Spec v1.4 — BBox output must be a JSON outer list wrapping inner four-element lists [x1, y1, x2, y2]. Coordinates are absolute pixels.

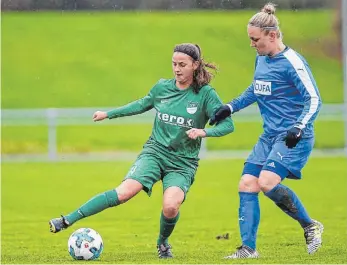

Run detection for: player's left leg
[[49, 179, 143, 233], [49, 152, 161, 233], [156, 168, 195, 258], [259, 136, 323, 254], [225, 134, 271, 259], [156, 186, 183, 259]]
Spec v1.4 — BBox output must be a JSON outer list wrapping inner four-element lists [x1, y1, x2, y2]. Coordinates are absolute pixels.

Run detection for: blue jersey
[[228, 46, 322, 138]]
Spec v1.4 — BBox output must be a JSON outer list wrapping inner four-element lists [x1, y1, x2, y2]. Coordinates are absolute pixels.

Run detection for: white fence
[[1, 104, 346, 162]]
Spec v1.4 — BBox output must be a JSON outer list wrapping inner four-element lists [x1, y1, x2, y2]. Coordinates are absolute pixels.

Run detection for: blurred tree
[[0, 0, 336, 11], [1, 0, 33, 10], [62, 0, 77, 10], [31, 0, 64, 10], [195, 0, 241, 9]]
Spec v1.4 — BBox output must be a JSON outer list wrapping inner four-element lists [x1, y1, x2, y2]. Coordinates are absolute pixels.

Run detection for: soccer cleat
[[49, 215, 69, 233], [304, 219, 324, 254], [224, 245, 259, 259], [157, 244, 173, 259]]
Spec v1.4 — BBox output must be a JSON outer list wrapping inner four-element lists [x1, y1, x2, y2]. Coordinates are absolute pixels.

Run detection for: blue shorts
[[242, 133, 314, 180]]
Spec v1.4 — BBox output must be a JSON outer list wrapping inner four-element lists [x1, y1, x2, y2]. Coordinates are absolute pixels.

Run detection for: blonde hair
[[248, 2, 282, 38]]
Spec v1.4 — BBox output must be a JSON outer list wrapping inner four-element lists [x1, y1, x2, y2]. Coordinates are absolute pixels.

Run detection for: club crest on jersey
[[186, 102, 199, 114], [254, 80, 272, 95]]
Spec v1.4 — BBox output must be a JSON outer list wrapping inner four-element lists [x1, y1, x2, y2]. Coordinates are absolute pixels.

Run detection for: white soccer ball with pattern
[[68, 228, 104, 260]]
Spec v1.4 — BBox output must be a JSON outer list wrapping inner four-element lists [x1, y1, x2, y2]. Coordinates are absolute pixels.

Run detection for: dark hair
[[173, 43, 218, 93]]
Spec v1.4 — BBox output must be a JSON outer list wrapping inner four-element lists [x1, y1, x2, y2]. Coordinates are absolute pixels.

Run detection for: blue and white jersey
[[229, 46, 322, 138]]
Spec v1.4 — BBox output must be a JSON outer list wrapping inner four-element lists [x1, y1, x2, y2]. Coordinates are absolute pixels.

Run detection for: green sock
[[64, 189, 119, 225], [157, 211, 180, 245]]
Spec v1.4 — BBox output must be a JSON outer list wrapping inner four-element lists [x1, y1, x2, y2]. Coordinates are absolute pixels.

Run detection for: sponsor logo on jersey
[[254, 80, 272, 95], [157, 111, 194, 128], [186, 101, 199, 114]]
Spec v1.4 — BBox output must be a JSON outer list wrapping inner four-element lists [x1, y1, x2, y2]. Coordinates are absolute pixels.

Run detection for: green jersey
[[107, 78, 234, 160]]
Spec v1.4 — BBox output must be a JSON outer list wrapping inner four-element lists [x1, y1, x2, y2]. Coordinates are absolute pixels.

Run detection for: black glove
[[284, 127, 302, 148], [209, 105, 231, 126]]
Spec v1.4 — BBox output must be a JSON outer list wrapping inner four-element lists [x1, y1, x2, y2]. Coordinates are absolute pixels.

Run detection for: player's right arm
[[93, 83, 157, 122], [227, 83, 257, 113], [209, 84, 256, 125], [209, 57, 258, 125], [226, 55, 259, 113], [106, 92, 155, 119]]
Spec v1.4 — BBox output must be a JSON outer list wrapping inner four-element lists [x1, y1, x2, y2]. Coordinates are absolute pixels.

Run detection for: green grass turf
[[1, 120, 344, 154], [1, 10, 343, 110], [1, 158, 346, 263]]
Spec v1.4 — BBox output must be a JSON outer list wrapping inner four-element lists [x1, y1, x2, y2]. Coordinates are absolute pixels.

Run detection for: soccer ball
[[68, 228, 104, 260]]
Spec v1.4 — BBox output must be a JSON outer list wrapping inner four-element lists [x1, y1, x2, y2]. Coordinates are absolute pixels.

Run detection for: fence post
[[46, 108, 57, 161]]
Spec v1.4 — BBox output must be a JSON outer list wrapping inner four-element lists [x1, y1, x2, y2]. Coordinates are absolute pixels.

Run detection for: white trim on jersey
[[283, 49, 319, 129], [227, 103, 233, 113]]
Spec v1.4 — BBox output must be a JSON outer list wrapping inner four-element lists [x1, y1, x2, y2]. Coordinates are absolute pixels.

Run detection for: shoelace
[[158, 244, 171, 252], [157, 244, 172, 257], [304, 225, 319, 244], [232, 246, 252, 258]]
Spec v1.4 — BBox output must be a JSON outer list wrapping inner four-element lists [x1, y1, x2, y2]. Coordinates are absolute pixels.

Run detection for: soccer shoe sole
[[49, 220, 57, 233], [308, 220, 324, 255]]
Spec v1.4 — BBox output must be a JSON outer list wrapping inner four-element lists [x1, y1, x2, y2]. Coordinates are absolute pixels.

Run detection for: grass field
[[1, 158, 347, 263], [1, 10, 343, 110], [1, 10, 346, 264], [1, 120, 345, 154]]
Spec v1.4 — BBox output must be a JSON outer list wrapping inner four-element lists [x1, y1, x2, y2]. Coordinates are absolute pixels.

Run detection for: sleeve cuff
[[204, 128, 212, 137], [294, 123, 304, 130], [227, 103, 233, 113], [106, 110, 114, 119]]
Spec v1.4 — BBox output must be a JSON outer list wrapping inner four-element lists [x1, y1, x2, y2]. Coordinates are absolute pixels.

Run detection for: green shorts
[[124, 147, 198, 199]]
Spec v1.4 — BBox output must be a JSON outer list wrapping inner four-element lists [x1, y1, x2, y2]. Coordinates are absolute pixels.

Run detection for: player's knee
[[114, 188, 130, 204], [258, 171, 281, 193], [162, 203, 179, 219], [115, 179, 143, 203], [162, 186, 184, 217], [239, 174, 261, 193]]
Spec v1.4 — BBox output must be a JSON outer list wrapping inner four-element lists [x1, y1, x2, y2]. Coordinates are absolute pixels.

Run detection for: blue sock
[[239, 192, 260, 250], [264, 184, 312, 228]]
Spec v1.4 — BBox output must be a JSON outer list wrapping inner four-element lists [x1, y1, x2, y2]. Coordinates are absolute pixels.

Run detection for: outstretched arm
[[209, 84, 256, 125], [209, 56, 259, 125], [227, 83, 257, 113], [93, 85, 157, 122], [204, 89, 235, 137], [106, 94, 154, 119]]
